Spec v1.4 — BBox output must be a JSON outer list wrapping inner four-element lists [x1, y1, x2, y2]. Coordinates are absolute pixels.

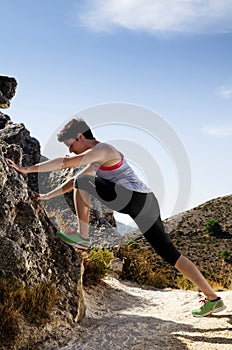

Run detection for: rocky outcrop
[[0, 75, 17, 108], [0, 76, 121, 348], [0, 142, 86, 348], [0, 105, 122, 348]]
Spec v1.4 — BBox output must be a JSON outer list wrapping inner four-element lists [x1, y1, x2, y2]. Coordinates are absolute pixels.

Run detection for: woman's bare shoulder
[[94, 142, 119, 153], [93, 142, 122, 162]]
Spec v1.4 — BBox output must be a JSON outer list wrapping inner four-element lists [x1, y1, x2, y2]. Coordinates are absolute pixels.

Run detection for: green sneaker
[[56, 230, 90, 251], [192, 297, 226, 317]]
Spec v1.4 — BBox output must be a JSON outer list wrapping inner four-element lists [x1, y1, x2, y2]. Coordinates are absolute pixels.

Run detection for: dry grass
[[176, 275, 196, 291], [23, 282, 59, 323], [117, 242, 170, 289], [0, 278, 59, 348]]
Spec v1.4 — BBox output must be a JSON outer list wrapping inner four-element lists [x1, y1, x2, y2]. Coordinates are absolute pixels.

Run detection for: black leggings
[[74, 174, 181, 266]]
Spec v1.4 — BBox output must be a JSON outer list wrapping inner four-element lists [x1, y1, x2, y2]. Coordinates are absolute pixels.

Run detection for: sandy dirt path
[[50, 277, 232, 350]]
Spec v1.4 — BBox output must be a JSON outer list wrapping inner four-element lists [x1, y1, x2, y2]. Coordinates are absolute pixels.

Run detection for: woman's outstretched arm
[[6, 157, 70, 174], [36, 164, 94, 200], [6, 146, 104, 174], [36, 177, 75, 200]]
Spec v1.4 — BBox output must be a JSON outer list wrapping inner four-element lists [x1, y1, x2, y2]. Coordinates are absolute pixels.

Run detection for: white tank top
[[92, 149, 150, 193]]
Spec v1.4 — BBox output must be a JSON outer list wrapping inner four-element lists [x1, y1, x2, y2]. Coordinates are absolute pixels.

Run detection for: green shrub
[[205, 219, 222, 236], [220, 250, 229, 260], [83, 247, 114, 286]]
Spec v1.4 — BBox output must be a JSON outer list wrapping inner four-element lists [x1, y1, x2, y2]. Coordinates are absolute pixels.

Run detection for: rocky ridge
[[0, 139, 86, 349], [0, 76, 119, 349]]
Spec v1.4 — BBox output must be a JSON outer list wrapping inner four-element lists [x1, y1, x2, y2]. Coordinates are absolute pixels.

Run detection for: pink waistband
[[99, 158, 123, 171]]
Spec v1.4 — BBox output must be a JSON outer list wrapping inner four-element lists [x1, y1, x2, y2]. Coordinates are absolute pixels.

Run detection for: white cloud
[[216, 85, 232, 99], [201, 125, 232, 137], [77, 0, 232, 34]]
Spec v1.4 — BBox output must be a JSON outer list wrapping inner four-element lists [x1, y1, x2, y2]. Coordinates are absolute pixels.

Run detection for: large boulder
[[0, 142, 86, 348]]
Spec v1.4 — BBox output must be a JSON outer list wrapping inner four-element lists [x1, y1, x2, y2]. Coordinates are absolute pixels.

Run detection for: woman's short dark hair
[[57, 118, 95, 142]]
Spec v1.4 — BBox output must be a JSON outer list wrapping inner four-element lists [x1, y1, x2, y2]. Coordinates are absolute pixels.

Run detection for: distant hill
[[164, 194, 232, 235], [117, 194, 232, 290], [116, 221, 138, 235]]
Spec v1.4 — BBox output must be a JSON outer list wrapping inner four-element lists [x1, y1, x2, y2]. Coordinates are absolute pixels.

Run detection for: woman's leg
[[132, 194, 219, 301], [73, 188, 90, 239], [74, 175, 220, 303], [174, 255, 217, 300], [73, 175, 119, 238], [175, 256, 225, 316]]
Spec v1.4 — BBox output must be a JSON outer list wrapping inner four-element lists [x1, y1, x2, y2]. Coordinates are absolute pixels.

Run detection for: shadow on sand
[[50, 281, 232, 350]]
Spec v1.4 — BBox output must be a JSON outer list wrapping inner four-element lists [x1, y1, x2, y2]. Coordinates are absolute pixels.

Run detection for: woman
[[7, 118, 226, 317]]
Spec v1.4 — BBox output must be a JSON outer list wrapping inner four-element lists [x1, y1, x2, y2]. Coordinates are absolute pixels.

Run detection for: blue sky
[[1, 0, 232, 221]]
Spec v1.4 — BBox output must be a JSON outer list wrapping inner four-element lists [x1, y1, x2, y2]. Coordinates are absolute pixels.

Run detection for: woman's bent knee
[[74, 174, 93, 189]]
